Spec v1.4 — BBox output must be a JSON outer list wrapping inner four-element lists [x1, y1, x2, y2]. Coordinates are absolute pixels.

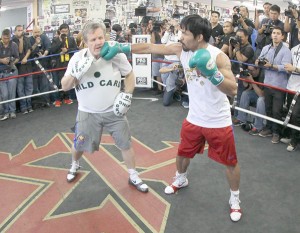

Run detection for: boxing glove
[[71, 55, 93, 81], [189, 49, 224, 86], [100, 41, 131, 61], [113, 92, 132, 116]]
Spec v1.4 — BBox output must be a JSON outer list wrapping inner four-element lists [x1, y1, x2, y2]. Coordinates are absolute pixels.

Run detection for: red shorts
[[178, 119, 238, 166]]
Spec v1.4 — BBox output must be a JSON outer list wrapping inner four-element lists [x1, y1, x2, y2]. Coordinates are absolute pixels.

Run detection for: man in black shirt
[[234, 6, 255, 45], [210, 11, 224, 43], [284, 9, 300, 49], [215, 21, 235, 55]]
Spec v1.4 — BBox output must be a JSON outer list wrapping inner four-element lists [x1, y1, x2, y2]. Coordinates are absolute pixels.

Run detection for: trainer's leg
[[226, 163, 242, 222], [122, 147, 148, 193], [67, 145, 84, 182], [121, 147, 135, 169]]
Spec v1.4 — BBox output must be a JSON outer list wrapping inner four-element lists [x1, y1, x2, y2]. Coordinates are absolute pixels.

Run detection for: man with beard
[[100, 15, 242, 222]]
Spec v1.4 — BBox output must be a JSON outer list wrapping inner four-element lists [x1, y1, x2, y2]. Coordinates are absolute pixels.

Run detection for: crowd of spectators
[[0, 2, 299, 152]]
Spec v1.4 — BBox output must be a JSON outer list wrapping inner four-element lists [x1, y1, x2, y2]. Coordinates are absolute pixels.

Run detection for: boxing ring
[[0, 52, 300, 233]]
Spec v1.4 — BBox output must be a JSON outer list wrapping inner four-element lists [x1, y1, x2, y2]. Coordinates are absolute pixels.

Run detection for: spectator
[[215, 21, 235, 55], [234, 66, 266, 136], [0, 29, 19, 121], [103, 19, 117, 41], [29, 26, 52, 108], [229, 28, 254, 121], [12, 25, 33, 114], [210, 11, 224, 43], [256, 26, 292, 143], [51, 23, 78, 107], [283, 29, 300, 151], [112, 24, 126, 43], [140, 0, 162, 24], [254, 2, 272, 30], [256, 5, 284, 58], [159, 62, 185, 106], [284, 9, 300, 49]]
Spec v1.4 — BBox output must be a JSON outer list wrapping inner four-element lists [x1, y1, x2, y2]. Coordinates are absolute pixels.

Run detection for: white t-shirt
[[287, 44, 300, 92], [65, 48, 132, 113], [180, 44, 232, 128]]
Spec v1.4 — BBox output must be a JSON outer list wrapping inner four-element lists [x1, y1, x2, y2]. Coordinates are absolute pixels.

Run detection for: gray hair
[[82, 22, 106, 42]]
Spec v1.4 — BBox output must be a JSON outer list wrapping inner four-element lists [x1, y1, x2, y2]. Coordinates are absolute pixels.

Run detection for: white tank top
[[180, 44, 232, 128], [65, 49, 132, 113]]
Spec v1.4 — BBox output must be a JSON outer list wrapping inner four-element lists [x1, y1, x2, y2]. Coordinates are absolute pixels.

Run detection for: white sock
[[230, 189, 240, 200], [70, 160, 79, 173]]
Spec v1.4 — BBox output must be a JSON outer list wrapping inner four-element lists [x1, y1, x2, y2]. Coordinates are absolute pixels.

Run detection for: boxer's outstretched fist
[[100, 41, 131, 61], [189, 48, 224, 86]]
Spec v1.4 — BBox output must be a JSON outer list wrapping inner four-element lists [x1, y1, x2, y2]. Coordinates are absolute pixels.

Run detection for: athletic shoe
[[248, 127, 261, 136], [173, 92, 182, 102], [54, 100, 62, 107], [10, 113, 16, 119], [128, 171, 148, 193], [66, 161, 80, 182], [229, 195, 242, 222], [22, 110, 28, 114], [280, 138, 291, 144], [0, 114, 9, 121], [64, 99, 73, 105], [287, 143, 297, 152], [271, 133, 280, 144], [164, 171, 188, 194], [232, 119, 243, 127], [259, 128, 272, 137], [28, 108, 34, 113], [182, 101, 189, 109]]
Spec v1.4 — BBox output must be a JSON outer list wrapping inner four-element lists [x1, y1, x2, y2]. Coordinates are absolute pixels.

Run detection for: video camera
[[229, 35, 241, 46], [169, 25, 175, 34], [284, 1, 300, 19], [258, 58, 268, 66], [232, 7, 241, 27]]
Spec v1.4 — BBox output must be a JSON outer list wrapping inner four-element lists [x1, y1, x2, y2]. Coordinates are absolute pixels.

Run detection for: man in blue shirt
[[256, 26, 292, 143]]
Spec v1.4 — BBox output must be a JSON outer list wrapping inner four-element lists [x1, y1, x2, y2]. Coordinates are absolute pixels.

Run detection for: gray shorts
[[74, 110, 131, 153]]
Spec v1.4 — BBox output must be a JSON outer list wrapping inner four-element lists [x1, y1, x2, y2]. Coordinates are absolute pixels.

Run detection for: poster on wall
[[132, 35, 152, 88]]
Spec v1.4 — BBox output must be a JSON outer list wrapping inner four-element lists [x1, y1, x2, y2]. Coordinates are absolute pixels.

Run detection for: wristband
[[208, 70, 225, 86]]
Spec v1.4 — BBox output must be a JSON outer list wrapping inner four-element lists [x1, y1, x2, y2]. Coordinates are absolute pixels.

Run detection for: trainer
[[61, 22, 148, 193]]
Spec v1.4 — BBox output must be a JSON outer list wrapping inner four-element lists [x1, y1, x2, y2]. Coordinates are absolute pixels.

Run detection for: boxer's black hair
[[180, 14, 211, 42]]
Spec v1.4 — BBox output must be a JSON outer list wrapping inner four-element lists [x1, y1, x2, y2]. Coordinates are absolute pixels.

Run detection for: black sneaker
[[259, 128, 272, 137], [287, 143, 297, 152]]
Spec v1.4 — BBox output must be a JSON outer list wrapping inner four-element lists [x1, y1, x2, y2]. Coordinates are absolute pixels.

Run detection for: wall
[[0, 8, 27, 31]]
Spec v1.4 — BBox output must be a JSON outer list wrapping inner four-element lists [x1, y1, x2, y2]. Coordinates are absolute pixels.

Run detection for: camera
[[263, 21, 275, 35], [8, 56, 16, 72], [284, 1, 300, 19], [240, 69, 250, 77], [152, 21, 163, 32], [229, 36, 241, 46], [104, 22, 110, 28], [258, 58, 268, 66]]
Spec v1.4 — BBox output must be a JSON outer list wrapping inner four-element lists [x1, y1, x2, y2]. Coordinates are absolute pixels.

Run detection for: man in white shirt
[[61, 22, 148, 193]]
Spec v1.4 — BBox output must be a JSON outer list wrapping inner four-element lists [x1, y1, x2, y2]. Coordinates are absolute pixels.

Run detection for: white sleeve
[[64, 52, 81, 76], [112, 53, 132, 76]]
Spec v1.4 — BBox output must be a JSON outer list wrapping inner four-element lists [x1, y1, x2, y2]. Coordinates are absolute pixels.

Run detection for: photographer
[[29, 26, 51, 107], [12, 25, 33, 114], [51, 23, 78, 107], [284, 6, 300, 49], [159, 62, 185, 106], [256, 5, 284, 58], [0, 29, 19, 121], [282, 29, 300, 151], [232, 6, 255, 45], [139, 0, 162, 24], [215, 21, 235, 55], [256, 26, 292, 143], [112, 24, 126, 43], [103, 19, 117, 41], [229, 29, 254, 120], [254, 2, 272, 30], [234, 66, 266, 136]]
